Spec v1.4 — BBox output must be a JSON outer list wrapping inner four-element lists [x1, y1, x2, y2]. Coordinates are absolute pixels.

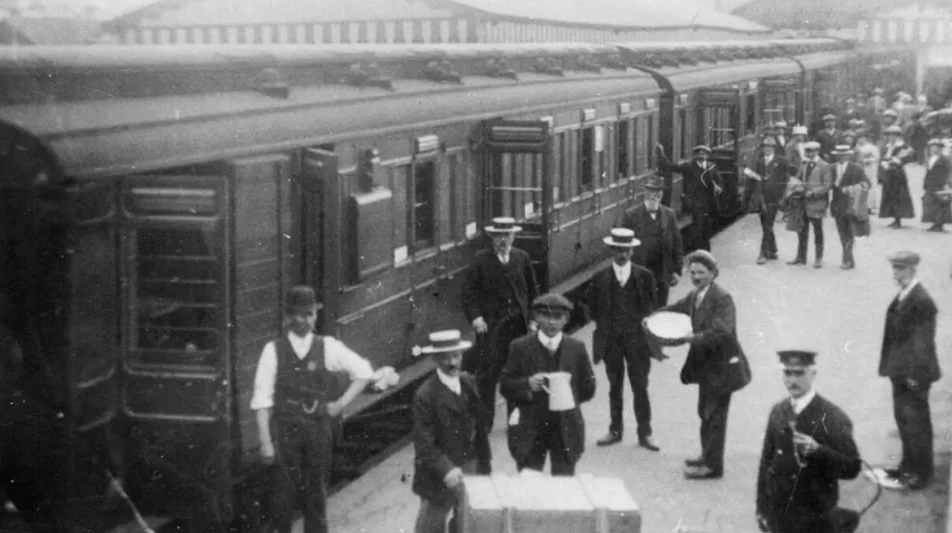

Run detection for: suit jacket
[[585, 264, 657, 364], [816, 129, 844, 162], [461, 247, 539, 326], [880, 283, 941, 383], [924, 155, 952, 194], [756, 395, 861, 524], [411, 373, 491, 504], [660, 159, 723, 217], [618, 203, 684, 282], [662, 282, 749, 393], [743, 154, 791, 209], [795, 158, 831, 219], [826, 161, 870, 219], [500, 334, 596, 465]]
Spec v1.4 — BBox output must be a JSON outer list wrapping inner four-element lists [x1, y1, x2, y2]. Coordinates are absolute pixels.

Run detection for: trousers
[[697, 384, 732, 472], [759, 204, 780, 258], [476, 315, 527, 432], [795, 217, 824, 260], [519, 417, 575, 476], [892, 379, 934, 481], [414, 460, 477, 533], [834, 215, 854, 264], [605, 336, 651, 438], [272, 416, 333, 533]]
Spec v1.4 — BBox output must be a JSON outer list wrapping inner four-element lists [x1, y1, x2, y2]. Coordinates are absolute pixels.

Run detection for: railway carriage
[[0, 38, 869, 531]]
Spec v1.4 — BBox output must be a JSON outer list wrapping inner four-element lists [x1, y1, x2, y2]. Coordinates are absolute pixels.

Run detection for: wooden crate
[[460, 474, 641, 533]]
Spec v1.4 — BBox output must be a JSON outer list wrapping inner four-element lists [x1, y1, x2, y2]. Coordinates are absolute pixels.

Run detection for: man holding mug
[[501, 294, 596, 475]]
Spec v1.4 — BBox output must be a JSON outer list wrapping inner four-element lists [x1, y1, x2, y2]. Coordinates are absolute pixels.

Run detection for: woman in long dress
[[878, 125, 917, 227], [922, 138, 952, 232], [855, 130, 881, 214]]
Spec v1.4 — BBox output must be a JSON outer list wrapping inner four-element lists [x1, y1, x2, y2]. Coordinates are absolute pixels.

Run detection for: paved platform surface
[[327, 164, 952, 533]]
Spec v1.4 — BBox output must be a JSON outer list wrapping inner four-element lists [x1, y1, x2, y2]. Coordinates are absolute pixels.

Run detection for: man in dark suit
[[461, 217, 539, 431], [826, 145, 871, 270], [756, 351, 862, 533], [879, 251, 941, 491], [619, 175, 683, 306], [657, 143, 724, 253], [501, 294, 596, 475], [586, 228, 661, 450], [743, 137, 791, 265], [411, 330, 491, 533], [816, 114, 844, 162]]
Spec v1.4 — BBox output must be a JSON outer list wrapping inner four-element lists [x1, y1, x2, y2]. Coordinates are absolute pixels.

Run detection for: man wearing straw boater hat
[[743, 136, 791, 265], [756, 350, 861, 533], [411, 330, 491, 533], [619, 175, 684, 306], [461, 217, 539, 432], [817, 113, 844, 162], [827, 144, 870, 270], [586, 228, 662, 450], [251, 285, 374, 533], [657, 143, 724, 252], [501, 293, 596, 475]]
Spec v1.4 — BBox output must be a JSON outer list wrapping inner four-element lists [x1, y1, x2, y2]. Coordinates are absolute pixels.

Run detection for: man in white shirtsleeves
[[251, 285, 374, 533]]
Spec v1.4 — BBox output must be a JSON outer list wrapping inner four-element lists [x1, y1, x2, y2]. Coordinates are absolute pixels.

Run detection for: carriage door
[[120, 176, 234, 522], [763, 79, 792, 126], [698, 88, 743, 217], [483, 119, 551, 291]]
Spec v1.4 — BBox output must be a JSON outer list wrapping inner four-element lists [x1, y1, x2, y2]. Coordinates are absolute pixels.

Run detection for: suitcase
[[460, 474, 641, 533]]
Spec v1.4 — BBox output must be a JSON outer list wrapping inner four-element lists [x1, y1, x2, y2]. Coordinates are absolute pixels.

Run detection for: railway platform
[[327, 164, 952, 533]]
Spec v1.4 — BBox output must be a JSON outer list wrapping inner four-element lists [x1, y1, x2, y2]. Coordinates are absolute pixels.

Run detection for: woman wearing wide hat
[[878, 125, 917, 228]]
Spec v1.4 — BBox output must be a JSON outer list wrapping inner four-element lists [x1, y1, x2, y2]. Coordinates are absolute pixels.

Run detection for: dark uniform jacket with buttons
[[461, 247, 539, 327], [500, 334, 596, 466], [756, 394, 861, 528], [411, 373, 491, 505]]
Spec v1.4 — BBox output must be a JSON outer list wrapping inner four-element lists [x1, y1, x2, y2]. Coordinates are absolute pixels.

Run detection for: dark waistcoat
[[608, 276, 641, 339], [274, 335, 333, 422]]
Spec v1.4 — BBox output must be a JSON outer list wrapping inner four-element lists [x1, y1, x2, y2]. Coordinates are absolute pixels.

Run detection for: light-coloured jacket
[[795, 157, 831, 219]]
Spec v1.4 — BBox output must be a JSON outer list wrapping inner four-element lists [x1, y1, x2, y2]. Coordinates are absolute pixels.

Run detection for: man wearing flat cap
[[411, 330, 491, 533], [252, 286, 374, 533], [879, 252, 941, 490], [878, 125, 916, 228], [501, 293, 596, 475], [826, 144, 870, 269], [788, 141, 830, 268], [586, 228, 661, 450], [817, 114, 844, 163], [756, 350, 861, 533], [618, 175, 684, 306], [743, 137, 791, 264], [657, 143, 724, 252], [461, 216, 540, 432]]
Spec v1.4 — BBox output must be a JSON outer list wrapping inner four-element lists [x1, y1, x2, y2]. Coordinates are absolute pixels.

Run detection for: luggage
[[460, 474, 641, 533]]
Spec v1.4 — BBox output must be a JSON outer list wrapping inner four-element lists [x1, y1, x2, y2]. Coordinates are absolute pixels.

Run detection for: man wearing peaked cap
[[411, 330, 491, 533], [251, 286, 375, 533], [744, 135, 791, 264], [461, 216, 539, 432], [501, 293, 596, 475], [826, 143, 870, 270], [756, 350, 861, 533], [879, 251, 941, 490], [657, 141, 723, 253], [618, 175, 684, 306], [817, 113, 844, 162], [586, 228, 663, 450]]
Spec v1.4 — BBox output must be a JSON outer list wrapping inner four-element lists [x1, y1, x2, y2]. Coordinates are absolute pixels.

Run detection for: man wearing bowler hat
[[817, 114, 844, 162], [411, 330, 491, 533], [743, 137, 791, 264], [756, 350, 861, 533], [879, 251, 941, 490], [251, 285, 374, 533], [619, 175, 683, 306], [657, 143, 724, 252], [501, 294, 596, 475], [586, 228, 662, 450], [461, 217, 539, 432], [826, 144, 870, 270]]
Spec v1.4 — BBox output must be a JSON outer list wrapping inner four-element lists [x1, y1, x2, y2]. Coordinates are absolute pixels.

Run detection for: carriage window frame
[[579, 126, 595, 192], [408, 158, 438, 252], [616, 118, 631, 179], [647, 114, 656, 168]]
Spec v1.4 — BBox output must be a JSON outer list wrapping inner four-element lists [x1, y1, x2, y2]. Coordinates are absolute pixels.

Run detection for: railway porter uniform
[[411, 330, 491, 533], [586, 228, 661, 450], [756, 351, 861, 533], [618, 175, 684, 306], [658, 144, 724, 252], [251, 286, 374, 533], [501, 294, 596, 475], [461, 217, 539, 432]]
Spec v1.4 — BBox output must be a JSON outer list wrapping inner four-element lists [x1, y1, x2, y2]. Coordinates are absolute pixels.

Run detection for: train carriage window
[[631, 117, 641, 175], [616, 120, 630, 179], [580, 127, 594, 191], [412, 161, 436, 248], [745, 93, 756, 134], [678, 109, 687, 159], [647, 115, 655, 168], [133, 225, 222, 365]]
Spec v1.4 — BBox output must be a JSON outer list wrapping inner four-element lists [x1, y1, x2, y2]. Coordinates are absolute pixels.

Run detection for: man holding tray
[[586, 228, 661, 450]]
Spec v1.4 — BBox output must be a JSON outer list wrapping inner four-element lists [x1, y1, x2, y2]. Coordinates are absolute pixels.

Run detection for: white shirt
[[613, 261, 631, 287], [928, 155, 939, 170], [897, 279, 919, 303], [836, 162, 848, 185], [694, 285, 710, 309], [538, 331, 563, 352], [250, 332, 375, 410], [777, 135, 785, 147], [497, 252, 510, 265], [764, 155, 774, 167], [645, 201, 660, 219], [436, 368, 461, 395], [791, 388, 817, 415]]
